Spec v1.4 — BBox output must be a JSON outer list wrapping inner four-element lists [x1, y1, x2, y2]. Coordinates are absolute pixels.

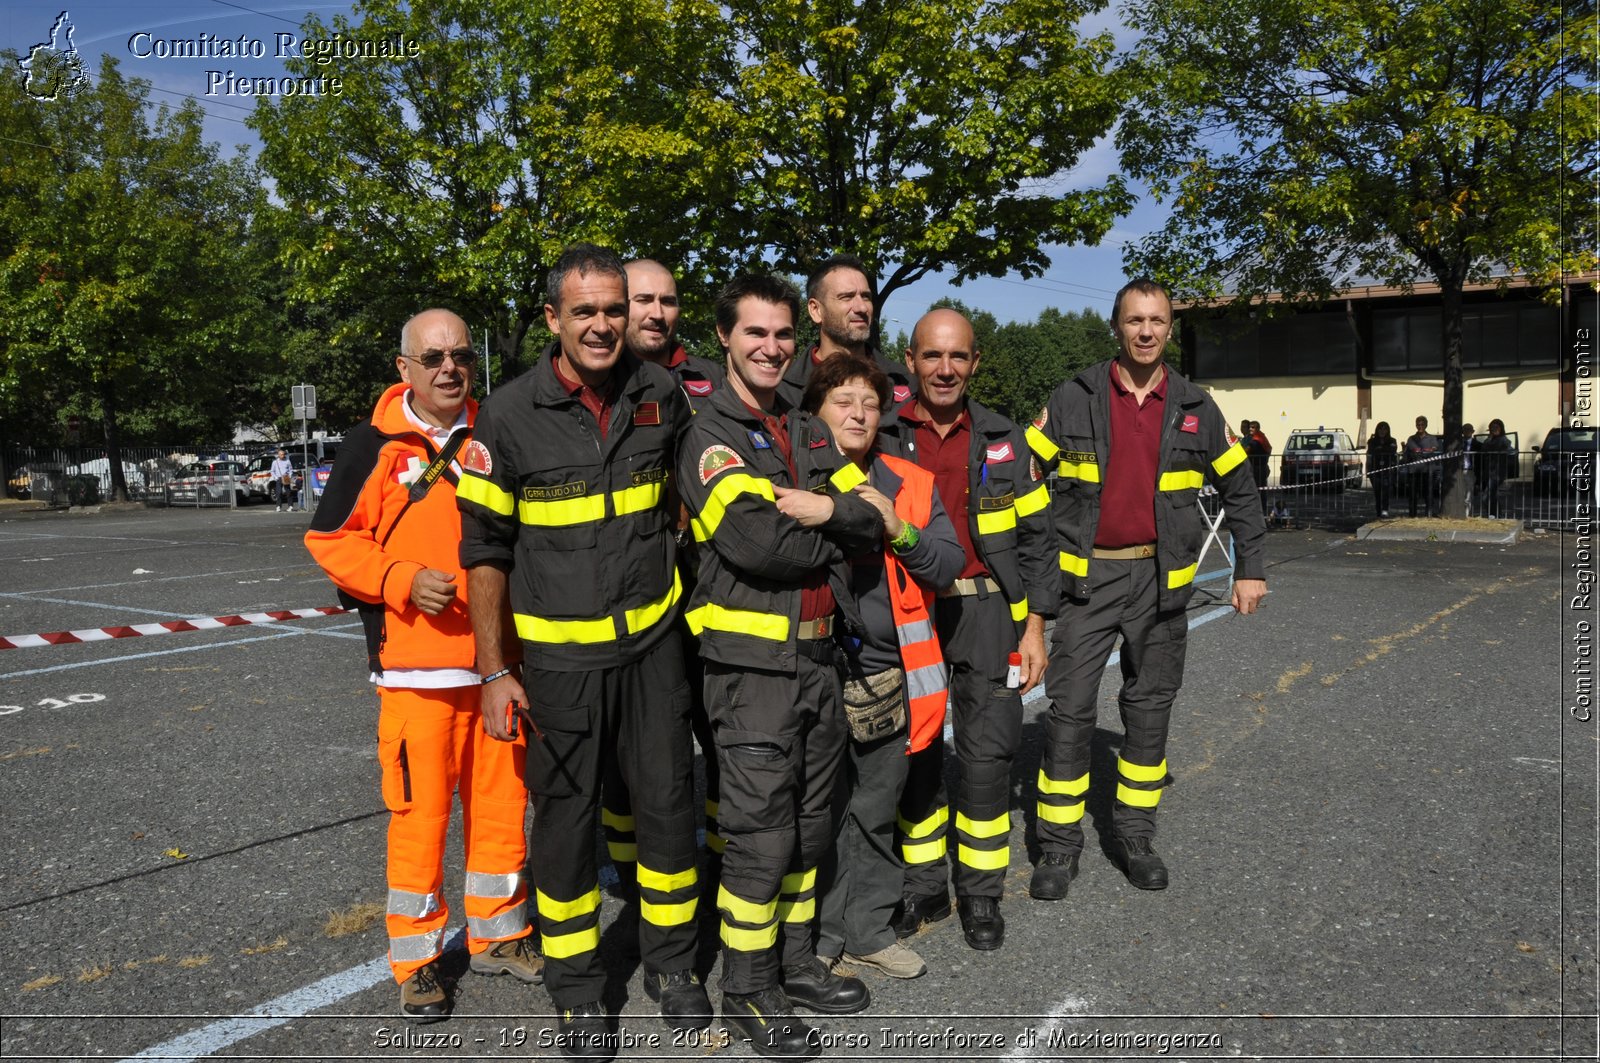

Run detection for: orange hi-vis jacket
[[305, 383, 478, 673], [832, 453, 949, 754]]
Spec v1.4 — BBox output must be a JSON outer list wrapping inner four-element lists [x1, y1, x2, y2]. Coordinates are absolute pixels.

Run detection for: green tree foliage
[[700, 0, 1132, 318], [249, 0, 730, 379], [0, 54, 269, 498], [924, 298, 1117, 424], [1118, 0, 1598, 509]]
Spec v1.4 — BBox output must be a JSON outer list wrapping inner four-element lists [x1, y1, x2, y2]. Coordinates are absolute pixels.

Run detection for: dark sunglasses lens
[[419, 348, 477, 369]]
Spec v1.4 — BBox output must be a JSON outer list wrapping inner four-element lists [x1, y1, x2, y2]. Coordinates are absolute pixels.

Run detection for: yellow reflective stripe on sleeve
[[519, 492, 605, 527], [613, 480, 665, 515], [1009, 597, 1028, 622], [1037, 770, 1089, 796], [829, 463, 867, 492], [956, 811, 1010, 839], [776, 898, 816, 923], [1158, 469, 1205, 492], [683, 603, 789, 641], [641, 898, 698, 927], [541, 925, 600, 959], [1167, 562, 1198, 590], [957, 844, 1011, 871], [516, 572, 681, 645], [457, 472, 515, 516], [1026, 425, 1060, 462], [1212, 441, 1248, 477], [721, 921, 778, 952], [1059, 459, 1101, 484], [897, 805, 948, 840], [1060, 551, 1088, 577], [717, 885, 777, 926], [901, 836, 947, 864], [691, 473, 775, 542], [600, 809, 635, 831], [1014, 482, 1049, 517], [638, 865, 699, 894], [535, 887, 601, 922], [976, 508, 1017, 535], [779, 868, 817, 895], [1117, 757, 1168, 783], [1116, 782, 1163, 809], [1036, 800, 1085, 824], [705, 798, 719, 819]]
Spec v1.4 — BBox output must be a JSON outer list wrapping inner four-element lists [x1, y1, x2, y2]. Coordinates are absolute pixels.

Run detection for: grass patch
[[324, 902, 385, 938], [177, 954, 212, 968], [241, 936, 289, 955], [77, 963, 113, 983], [22, 974, 63, 991]]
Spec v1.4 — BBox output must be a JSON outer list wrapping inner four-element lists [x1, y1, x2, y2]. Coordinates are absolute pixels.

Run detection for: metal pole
[[300, 415, 309, 512], [484, 327, 493, 394]]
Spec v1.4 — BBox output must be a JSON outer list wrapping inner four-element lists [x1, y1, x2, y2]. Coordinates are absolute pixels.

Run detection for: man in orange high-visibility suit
[[306, 308, 542, 1023]]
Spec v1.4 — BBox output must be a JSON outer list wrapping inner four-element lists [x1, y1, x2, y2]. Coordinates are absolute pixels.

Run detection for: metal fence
[[3, 443, 289, 509]]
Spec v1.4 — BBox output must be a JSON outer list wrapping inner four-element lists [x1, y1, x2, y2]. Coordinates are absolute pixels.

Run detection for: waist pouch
[[841, 667, 907, 744]]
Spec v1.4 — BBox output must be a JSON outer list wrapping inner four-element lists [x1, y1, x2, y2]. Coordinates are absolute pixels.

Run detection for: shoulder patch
[[892, 384, 912, 404], [985, 442, 1015, 463], [699, 444, 745, 485], [684, 379, 714, 397], [462, 440, 492, 476], [1032, 407, 1049, 430], [1030, 456, 1043, 482]]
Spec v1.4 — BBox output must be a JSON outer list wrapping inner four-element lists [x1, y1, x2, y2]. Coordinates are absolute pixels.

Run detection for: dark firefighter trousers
[[898, 590, 1024, 900], [705, 645, 847, 996], [522, 633, 699, 1008], [1037, 557, 1187, 854]]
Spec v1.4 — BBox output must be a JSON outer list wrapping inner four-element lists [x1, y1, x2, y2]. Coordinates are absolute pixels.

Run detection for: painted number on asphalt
[[0, 693, 106, 716]]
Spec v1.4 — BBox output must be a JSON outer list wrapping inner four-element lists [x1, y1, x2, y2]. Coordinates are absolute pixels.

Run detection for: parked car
[[243, 452, 305, 505], [1533, 427, 1597, 495], [7, 462, 66, 502], [1278, 428, 1363, 490], [164, 460, 248, 507]]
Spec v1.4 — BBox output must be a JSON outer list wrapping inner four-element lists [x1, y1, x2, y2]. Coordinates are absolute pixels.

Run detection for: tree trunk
[[100, 377, 129, 503], [1439, 273, 1468, 517]]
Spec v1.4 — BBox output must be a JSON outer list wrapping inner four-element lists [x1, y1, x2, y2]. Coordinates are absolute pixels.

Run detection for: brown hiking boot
[[469, 933, 544, 984], [400, 961, 450, 1023]]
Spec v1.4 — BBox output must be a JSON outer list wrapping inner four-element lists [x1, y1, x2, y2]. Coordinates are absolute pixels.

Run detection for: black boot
[[780, 956, 870, 1014], [722, 987, 821, 1059], [957, 895, 1005, 950], [1108, 835, 1169, 890], [643, 968, 712, 1031]]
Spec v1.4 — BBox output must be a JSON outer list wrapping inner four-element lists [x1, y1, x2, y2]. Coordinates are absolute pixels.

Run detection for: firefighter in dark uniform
[[1025, 278, 1267, 900], [875, 308, 1057, 952], [677, 273, 883, 1060], [601, 259, 725, 929], [459, 244, 707, 1061], [775, 253, 914, 411]]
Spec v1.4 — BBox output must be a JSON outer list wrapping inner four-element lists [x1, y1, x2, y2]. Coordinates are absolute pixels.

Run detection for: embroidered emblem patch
[[1181, 414, 1200, 434], [634, 401, 662, 426], [1032, 407, 1049, 430], [985, 442, 1015, 463], [462, 440, 492, 476], [749, 431, 771, 449], [698, 444, 745, 485], [1030, 456, 1043, 482], [684, 380, 713, 397], [892, 385, 912, 403]]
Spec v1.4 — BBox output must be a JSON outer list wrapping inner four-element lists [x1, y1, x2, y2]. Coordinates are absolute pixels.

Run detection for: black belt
[[796, 637, 838, 665]]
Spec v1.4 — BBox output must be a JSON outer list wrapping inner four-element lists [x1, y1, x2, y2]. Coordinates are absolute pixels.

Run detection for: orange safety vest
[[878, 453, 949, 754]]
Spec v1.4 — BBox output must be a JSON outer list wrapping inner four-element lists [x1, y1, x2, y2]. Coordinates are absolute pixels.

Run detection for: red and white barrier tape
[[0, 607, 350, 650]]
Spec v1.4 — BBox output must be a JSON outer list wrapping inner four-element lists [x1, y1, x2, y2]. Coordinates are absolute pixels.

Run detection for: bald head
[[905, 308, 979, 420], [624, 259, 681, 362], [400, 309, 469, 359], [397, 308, 473, 430]]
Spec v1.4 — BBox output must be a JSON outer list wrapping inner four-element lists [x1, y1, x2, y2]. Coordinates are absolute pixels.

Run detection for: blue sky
[[4, 0, 1169, 324]]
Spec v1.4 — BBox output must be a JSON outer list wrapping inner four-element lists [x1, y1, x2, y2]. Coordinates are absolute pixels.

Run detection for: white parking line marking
[[0, 626, 364, 680]]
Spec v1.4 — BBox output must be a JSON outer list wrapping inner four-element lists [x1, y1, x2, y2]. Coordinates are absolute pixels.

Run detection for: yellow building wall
[[1198, 372, 1561, 454]]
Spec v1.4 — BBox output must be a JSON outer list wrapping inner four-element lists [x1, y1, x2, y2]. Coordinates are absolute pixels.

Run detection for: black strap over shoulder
[[407, 427, 468, 503]]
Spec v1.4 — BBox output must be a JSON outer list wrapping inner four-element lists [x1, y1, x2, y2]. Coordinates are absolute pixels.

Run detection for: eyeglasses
[[404, 347, 478, 370]]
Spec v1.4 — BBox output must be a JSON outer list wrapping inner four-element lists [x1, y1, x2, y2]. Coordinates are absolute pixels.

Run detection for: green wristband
[[889, 522, 920, 554]]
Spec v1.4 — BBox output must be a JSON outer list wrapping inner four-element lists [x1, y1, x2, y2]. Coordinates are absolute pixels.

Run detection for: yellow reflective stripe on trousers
[[897, 805, 948, 839], [1059, 459, 1101, 484], [456, 472, 515, 516], [606, 841, 638, 862], [779, 867, 817, 895], [721, 921, 779, 951], [516, 571, 681, 645], [1212, 441, 1248, 477], [776, 898, 816, 923], [641, 898, 698, 926], [536, 886, 601, 922], [976, 507, 1017, 535], [542, 925, 600, 959], [829, 463, 867, 492], [717, 884, 777, 926], [1116, 782, 1163, 808], [638, 864, 699, 894], [519, 492, 605, 527], [1060, 551, 1088, 577], [957, 843, 1010, 871], [1037, 769, 1089, 796], [1026, 425, 1059, 461], [692, 473, 776, 542], [901, 835, 947, 864], [956, 810, 1010, 839], [1009, 596, 1028, 622], [1167, 562, 1198, 590], [600, 809, 635, 831], [1158, 469, 1205, 492], [1014, 482, 1049, 517], [1117, 757, 1168, 783], [684, 602, 788, 641], [1036, 800, 1085, 824]]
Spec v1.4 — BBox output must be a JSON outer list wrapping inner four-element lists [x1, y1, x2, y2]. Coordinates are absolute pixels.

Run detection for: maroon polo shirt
[[742, 399, 835, 623], [898, 399, 987, 580], [553, 354, 616, 438], [1096, 361, 1166, 548]]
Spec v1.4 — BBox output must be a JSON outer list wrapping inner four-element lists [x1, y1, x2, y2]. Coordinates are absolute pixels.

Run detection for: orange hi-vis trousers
[[376, 685, 529, 983]]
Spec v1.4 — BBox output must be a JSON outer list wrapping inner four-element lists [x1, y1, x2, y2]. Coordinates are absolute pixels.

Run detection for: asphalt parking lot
[[0, 505, 1594, 1061]]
